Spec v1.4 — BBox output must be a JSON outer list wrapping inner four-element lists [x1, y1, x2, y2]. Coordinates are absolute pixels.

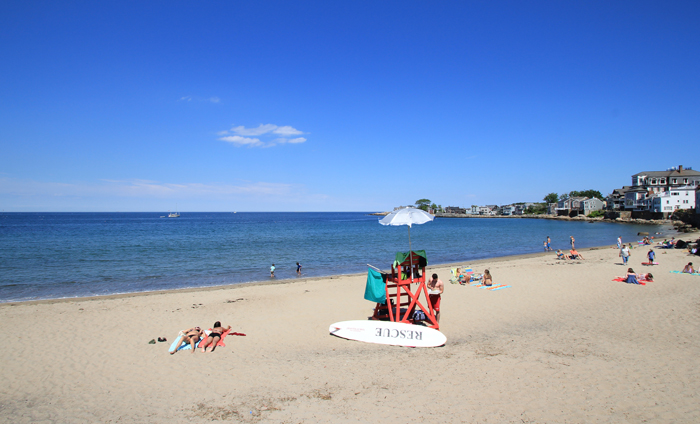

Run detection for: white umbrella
[[379, 208, 434, 279]]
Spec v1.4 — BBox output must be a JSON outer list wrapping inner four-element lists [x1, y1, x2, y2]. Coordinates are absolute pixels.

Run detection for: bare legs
[[170, 335, 198, 354], [201, 335, 221, 352]]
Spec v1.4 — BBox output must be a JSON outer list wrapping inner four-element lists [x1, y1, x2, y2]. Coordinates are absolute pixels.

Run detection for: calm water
[[0, 212, 667, 302]]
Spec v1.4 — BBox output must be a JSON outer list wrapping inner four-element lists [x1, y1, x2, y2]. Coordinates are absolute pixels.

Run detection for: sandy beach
[[2, 232, 699, 423]]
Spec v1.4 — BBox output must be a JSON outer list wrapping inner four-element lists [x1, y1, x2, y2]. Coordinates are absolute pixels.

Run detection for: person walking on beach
[[647, 249, 656, 265], [296, 262, 302, 275], [547, 236, 552, 251], [620, 244, 631, 265], [427, 273, 444, 323], [270, 264, 275, 277]]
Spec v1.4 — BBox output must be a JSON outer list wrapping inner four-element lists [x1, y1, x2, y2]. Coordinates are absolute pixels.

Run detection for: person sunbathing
[[170, 327, 203, 354], [483, 269, 492, 286], [200, 321, 232, 353], [625, 268, 640, 284], [569, 248, 584, 259], [556, 250, 569, 260], [683, 262, 695, 274]]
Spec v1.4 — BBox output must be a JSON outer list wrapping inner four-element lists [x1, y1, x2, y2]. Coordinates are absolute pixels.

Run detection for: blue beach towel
[[669, 270, 700, 276], [169, 331, 207, 352]]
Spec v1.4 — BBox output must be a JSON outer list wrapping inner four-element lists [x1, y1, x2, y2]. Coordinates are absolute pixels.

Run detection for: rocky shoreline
[[368, 211, 697, 232]]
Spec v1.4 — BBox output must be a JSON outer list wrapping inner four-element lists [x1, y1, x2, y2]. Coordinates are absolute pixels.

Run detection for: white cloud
[[272, 126, 303, 136], [178, 95, 221, 103], [231, 124, 279, 136], [219, 124, 307, 148], [219, 135, 263, 147]]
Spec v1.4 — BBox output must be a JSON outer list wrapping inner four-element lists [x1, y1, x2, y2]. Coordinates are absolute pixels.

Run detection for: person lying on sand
[[200, 321, 231, 353], [622, 268, 650, 284], [170, 327, 203, 354], [683, 262, 695, 274], [617, 272, 653, 282], [556, 250, 570, 260]]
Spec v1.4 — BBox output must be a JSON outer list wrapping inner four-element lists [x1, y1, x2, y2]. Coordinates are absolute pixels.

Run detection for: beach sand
[[1, 232, 699, 423]]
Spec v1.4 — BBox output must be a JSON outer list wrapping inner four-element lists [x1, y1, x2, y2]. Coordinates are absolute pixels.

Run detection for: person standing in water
[[546, 236, 552, 252], [270, 264, 275, 277], [296, 262, 302, 275]]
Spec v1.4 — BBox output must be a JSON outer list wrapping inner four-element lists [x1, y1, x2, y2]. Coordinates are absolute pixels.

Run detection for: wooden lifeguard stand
[[371, 251, 439, 330]]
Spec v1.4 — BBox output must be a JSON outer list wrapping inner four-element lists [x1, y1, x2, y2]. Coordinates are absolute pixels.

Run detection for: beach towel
[[471, 283, 511, 290], [169, 331, 205, 353], [480, 284, 510, 290], [669, 270, 700, 276], [364, 267, 387, 303], [198, 328, 232, 350], [487, 285, 511, 291], [612, 277, 650, 283]]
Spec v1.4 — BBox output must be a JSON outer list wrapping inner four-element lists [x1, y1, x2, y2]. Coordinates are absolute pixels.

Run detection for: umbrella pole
[[408, 226, 413, 282]]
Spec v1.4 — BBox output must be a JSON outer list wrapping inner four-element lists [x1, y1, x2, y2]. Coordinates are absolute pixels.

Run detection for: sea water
[[0, 212, 667, 302]]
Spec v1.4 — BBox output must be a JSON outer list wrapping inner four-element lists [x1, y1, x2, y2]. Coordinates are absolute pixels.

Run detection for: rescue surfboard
[[329, 320, 446, 347]]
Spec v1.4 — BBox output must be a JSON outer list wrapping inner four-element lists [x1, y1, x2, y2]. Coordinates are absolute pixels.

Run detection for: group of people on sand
[[454, 268, 492, 286], [169, 321, 231, 355], [556, 248, 584, 260]]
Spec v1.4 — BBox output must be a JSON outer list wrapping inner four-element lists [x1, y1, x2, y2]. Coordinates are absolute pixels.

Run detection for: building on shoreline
[[607, 165, 699, 216]]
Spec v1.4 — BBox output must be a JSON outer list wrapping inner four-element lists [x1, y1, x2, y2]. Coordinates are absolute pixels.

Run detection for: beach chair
[[449, 268, 460, 284]]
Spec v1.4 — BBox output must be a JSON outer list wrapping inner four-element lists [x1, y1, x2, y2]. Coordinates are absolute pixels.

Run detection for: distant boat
[[168, 204, 180, 218]]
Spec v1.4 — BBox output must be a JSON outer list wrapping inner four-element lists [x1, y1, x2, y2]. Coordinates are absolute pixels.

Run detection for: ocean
[[0, 212, 667, 303]]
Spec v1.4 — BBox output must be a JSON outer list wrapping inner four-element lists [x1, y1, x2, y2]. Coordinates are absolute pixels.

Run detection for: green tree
[[525, 203, 547, 214], [569, 190, 603, 200], [543, 193, 559, 204], [415, 199, 431, 211]]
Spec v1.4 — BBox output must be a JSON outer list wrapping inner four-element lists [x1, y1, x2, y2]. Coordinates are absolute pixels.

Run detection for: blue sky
[[1, 1, 698, 212]]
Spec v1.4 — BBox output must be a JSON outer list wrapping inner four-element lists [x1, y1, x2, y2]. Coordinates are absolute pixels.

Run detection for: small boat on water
[[168, 204, 180, 218]]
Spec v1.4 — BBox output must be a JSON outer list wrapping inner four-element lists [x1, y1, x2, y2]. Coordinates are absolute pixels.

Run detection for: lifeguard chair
[[366, 250, 439, 330]]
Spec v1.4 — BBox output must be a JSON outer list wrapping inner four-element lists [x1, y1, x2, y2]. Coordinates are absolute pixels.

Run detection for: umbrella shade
[[379, 208, 434, 228]]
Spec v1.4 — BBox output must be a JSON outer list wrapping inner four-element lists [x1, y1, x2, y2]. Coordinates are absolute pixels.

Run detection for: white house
[[644, 186, 696, 213]]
